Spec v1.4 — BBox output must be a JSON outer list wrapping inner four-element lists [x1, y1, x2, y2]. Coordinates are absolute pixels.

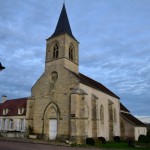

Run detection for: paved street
[[0, 141, 107, 150]]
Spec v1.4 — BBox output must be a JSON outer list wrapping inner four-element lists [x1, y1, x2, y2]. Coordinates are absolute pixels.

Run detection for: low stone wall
[[0, 131, 26, 138]]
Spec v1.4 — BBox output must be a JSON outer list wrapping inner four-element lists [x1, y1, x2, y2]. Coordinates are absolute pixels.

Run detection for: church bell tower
[[45, 4, 79, 74]]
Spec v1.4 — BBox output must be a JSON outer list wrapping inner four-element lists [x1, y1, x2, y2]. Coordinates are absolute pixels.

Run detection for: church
[[26, 4, 120, 143], [0, 4, 147, 144]]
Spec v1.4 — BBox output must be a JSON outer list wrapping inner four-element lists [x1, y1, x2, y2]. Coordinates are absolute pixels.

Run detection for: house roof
[[121, 112, 146, 127], [47, 4, 77, 41], [0, 97, 27, 116], [120, 103, 130, 113], [71, 71, 120, 99]]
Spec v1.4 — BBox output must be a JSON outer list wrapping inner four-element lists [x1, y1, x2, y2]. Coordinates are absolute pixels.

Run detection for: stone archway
[[43, 102, 60, 140]]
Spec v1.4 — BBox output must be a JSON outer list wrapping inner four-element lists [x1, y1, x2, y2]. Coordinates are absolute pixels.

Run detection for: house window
[[2, 119, 5, 130], [69, 44, 74, 61], [9, 119, 13, 130], [3, 108, 8, 115], [18, 108, 24, 115], [19, 119, 25, 131], [100, 105, 104, 121], [3, 119, 8, 130], [53, 44, 59, 59]]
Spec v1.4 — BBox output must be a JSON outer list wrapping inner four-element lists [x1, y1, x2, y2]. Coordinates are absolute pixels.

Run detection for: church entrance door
[[49, 119, 57, 140]]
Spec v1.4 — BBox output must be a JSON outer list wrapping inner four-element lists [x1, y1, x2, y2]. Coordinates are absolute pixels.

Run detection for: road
[[0, 141, 107, 150]]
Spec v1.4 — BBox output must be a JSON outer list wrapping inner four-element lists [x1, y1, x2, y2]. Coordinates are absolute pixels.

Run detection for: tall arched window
[[100, 105, 104, 121], [69, 44, 74, 61], [53, 44, 59, 59], [109, 105, 113, 121]]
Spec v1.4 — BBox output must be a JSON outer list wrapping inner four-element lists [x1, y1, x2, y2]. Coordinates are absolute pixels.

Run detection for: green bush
[[138, 135, 150, 143], [114, 136, 120, 142], [147, 129, 150, 138], [98, 137, 106, 144], [28, 126, 34, 135], [86, 138, 95, 145]]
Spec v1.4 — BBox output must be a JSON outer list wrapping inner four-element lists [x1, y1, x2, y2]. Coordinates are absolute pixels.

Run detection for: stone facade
[[26, 5, 121, 143], [27, 32, 79, 140], [0, 4, 147, 143], [25, 4, 146, 144]]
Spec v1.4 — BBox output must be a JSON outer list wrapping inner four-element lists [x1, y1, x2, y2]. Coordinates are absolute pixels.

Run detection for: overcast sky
[[0, 0, 150, 120]]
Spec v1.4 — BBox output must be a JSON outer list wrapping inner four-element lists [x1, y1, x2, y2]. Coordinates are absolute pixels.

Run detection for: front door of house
[[49, 119, 57, 140]]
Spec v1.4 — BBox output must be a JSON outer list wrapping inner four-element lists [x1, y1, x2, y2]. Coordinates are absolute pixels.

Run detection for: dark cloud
[[0, 0, 150, 118]]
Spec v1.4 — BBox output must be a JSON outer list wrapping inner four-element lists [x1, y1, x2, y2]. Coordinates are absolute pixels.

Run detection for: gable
[[121, 112, 146, 127]]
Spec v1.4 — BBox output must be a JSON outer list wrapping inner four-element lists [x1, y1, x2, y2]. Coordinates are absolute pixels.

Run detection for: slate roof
[[47, 4, 77, 41], [120, 103, 130, 113], [71, 71, 120, 99], [0, 97, 27, 116], [121, 112, 146, 127]]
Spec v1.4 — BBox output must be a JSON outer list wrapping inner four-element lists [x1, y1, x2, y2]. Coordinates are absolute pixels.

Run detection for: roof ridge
[[68, 70, 119, 99], [121, 112, 146, 127], [5, 97, 28, 101], [79, 73, 119, 99]]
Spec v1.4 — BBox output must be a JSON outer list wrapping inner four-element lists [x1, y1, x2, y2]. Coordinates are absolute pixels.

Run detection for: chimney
[[2, 95, 7, 103]]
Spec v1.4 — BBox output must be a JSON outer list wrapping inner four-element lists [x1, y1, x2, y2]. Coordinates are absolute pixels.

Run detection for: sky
[[0, 0, 150, 121]]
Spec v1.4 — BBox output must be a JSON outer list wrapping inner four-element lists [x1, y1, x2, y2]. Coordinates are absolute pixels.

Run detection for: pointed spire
[[48, 4, 77, 41]]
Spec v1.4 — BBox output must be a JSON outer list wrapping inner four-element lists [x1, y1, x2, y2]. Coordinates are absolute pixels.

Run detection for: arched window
[[53, 44, 59, 59], [92, 99, 96, 120], [100, 105, 104, 121], [109, 105, 113, 121], [69, 44, 74, 61]]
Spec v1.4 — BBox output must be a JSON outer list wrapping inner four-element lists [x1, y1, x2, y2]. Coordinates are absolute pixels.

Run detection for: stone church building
[[0, 4, 147, 143], [26, 4, 121, 143]]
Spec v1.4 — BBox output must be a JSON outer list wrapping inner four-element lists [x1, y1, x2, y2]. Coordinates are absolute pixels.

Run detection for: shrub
[[114, 136, 120, 142], [146, 129, 150, 138], [86, 138, 95, 145], [138, 135, 150, 143], [37, 134, 44, 139], [98, 137, 106, 144], [127, 139, 134, 147], [28, 126, 34, 135]]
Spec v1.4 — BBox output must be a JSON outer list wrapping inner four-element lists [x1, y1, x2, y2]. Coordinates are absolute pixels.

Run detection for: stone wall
[[0, 131, 26, 138]]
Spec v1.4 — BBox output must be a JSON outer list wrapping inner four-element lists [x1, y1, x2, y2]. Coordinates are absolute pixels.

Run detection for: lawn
[[100, 142, 150, 150]]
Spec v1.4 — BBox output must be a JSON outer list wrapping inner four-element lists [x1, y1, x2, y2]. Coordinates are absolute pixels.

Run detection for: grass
[[99, 141, 150, 150], [71, 141, 150, 150]]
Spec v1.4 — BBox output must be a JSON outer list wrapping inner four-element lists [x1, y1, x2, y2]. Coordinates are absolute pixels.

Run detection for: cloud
[[137, 116, 150, 124], [0, 0, 150, 116]]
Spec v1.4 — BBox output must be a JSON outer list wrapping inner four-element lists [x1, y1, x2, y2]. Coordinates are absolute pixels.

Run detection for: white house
[[0, 96, 27, 133]]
